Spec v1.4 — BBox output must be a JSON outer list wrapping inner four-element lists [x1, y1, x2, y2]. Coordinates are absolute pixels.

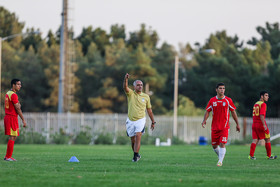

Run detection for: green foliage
[[171, 136, 186, 145], [141, 132, 157, 145], [0, 126, 9, 144], [116, 135, 130, 145], [0, 126, 46, 144], [15, 131, 46, 144], [73, 131, 92, 144], [177, 95, 204, 116], [51, 128, 72, 144], [231, 135, 252, 145], [94, 133, 113, 145]]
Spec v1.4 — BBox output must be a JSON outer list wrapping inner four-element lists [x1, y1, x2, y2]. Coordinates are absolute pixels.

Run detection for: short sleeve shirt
[[5, 91, 19, 116], [252, 101, 266, 124], [205, 96, 236, 130], [125, 88, 151, 121]]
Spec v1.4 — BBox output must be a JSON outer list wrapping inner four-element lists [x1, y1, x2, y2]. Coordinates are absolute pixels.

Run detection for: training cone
[[68, 156, 80, 162]]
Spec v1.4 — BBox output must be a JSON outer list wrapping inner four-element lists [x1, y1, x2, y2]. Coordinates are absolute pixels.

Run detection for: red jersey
[[206, 96, 236, 130], [5, 90, 19, 116], [252, 101, 266, 125]]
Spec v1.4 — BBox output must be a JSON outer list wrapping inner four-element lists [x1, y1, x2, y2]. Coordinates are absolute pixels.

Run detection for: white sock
[[213, 147, 220, 156], [218, 148, 226, 163]]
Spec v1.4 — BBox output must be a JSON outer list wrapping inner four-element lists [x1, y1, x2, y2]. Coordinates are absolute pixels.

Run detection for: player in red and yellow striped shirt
[[249, 91, 277, 160]]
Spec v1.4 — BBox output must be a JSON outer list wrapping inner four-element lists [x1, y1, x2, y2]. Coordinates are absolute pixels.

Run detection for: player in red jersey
[[248, 91, 277, 160], [201, 83, 240, 167], [3, 79, 27, 161]]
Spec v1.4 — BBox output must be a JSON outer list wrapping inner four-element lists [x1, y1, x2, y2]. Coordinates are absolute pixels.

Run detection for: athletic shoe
[[137, 154, 141, 161], [267, 155, 277, 160], [132, 157, 137, 162], [5, 157, 17, 161], [217, 162, 223, 167], [248, 155, 256, 160], [132, 154, 141, 162]]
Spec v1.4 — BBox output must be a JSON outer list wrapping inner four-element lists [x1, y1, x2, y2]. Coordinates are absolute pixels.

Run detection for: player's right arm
[[202, 99, 212, 128], [201, 111, 210, 128], [14, 103, 27, 128], [123, 73, 130, 93]]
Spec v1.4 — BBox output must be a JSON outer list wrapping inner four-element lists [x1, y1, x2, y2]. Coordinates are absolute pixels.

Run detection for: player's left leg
[[264, 137, 277, 159], [211, 130, 220, 157], [130, 136, 135, 152], [132, 118, 145, 162], [263, 128, 277, 159], [132, 132, 142, 162], [217, 129, 229, 166]]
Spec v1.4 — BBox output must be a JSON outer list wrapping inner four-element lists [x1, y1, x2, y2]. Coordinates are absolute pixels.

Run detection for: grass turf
[[0, 144, 279, 187]]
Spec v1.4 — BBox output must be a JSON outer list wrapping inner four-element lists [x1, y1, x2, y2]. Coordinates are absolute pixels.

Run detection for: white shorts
[[126, 117, 146, 137]]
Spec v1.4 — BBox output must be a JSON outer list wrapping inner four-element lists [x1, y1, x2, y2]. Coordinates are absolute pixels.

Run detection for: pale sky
[[0, 0, 279, 49]]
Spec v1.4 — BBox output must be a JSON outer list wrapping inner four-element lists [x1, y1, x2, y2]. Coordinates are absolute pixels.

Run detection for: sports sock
[[250, 143, 257, 157], [265, 142, 271, 157], [134, 152, 138, 158], [218, 148, 226, 163], [213, 146, 220, 156], [5, 140, 15, 158]]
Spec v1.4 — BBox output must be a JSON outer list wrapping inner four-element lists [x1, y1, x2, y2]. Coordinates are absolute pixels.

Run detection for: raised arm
[[123, 73, 130, 93], [231, 110, 240, 132], [14, 103, 27, 127], [147, 108, 155, 131]]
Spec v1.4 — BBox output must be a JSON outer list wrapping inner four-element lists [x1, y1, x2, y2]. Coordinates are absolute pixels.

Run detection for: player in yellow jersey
[[249, 91, 277, 160], [123, 73, 156, 162]]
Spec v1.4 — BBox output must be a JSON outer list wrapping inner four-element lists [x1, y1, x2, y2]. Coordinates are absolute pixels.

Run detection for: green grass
[[0, 144, 279, 187]]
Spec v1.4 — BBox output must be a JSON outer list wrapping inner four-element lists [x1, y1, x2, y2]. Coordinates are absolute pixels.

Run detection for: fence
[[1, 113, 280, 144]]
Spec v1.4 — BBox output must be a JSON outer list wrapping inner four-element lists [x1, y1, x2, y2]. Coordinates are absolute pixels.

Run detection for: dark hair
[[260, 91, 268, 97], [11, 79, 20, 87], [216, 82, 225, 89]]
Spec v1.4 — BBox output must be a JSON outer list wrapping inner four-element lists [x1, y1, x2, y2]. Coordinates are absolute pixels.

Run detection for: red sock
[[265, 142, 271, 157], [5, 140, 15, 158], [250, 143, 257, 157]]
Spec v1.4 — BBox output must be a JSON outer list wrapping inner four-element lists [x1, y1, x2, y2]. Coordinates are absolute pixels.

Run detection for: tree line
[[1, 6, 280, 117]]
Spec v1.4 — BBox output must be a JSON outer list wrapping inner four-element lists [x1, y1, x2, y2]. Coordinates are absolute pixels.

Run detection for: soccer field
[[0, 144, 279, 187]]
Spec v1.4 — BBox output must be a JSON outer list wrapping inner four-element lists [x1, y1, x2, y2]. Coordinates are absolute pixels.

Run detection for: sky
[[1, 0, 280, 49]]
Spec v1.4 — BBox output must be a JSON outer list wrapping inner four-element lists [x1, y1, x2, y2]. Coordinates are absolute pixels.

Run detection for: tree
[[0, 6, 24, 48], [248, 22, 280, 60]]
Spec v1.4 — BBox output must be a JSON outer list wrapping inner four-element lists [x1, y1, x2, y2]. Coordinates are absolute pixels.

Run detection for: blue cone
[[68, 156, 80, 162]]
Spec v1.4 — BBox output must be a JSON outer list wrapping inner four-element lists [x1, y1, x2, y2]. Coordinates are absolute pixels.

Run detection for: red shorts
[[211, 128, 229, 145], [252, 123, 270, 139], [4, 115, 19, 136]]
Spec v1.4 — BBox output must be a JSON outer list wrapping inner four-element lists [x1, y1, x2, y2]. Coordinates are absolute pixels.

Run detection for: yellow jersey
[[125, 88, 152, 121]]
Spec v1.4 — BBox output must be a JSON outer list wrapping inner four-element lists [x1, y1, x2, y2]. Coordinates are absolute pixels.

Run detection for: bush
[[172, 136, 185, 145], [232, 135, 252, 145], [51, 128, 72, 144], [16, 131, 46, 144], [141, 133, 157, 145], [73, 131, 92, 144], [94, 133, 113, 145], [116, 135, 130, 145]]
